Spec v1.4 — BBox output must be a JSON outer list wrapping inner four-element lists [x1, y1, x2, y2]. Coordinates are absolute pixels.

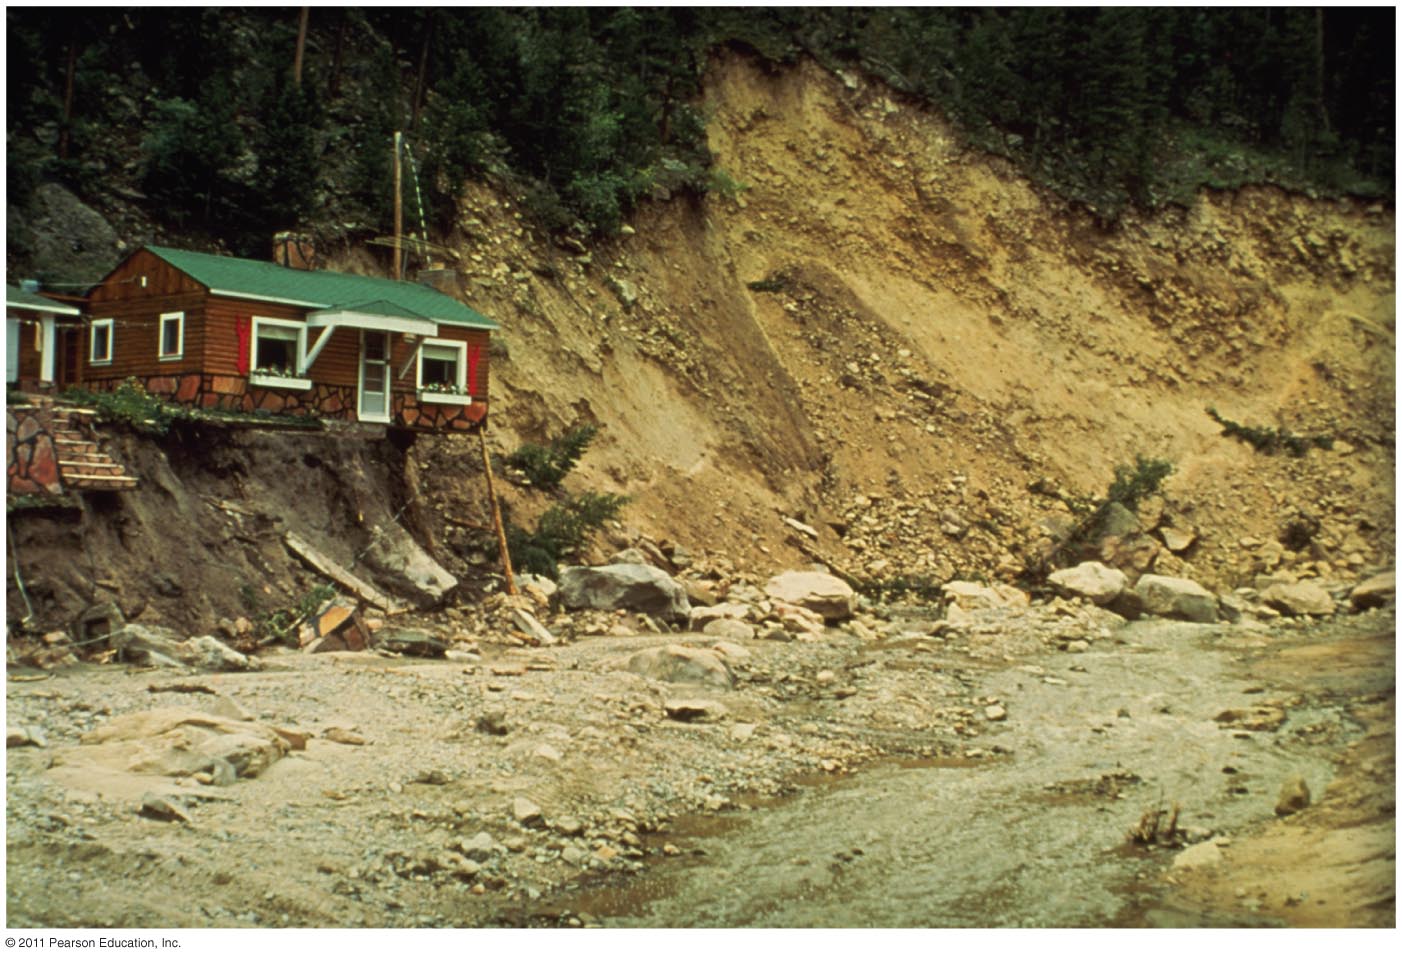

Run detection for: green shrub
[[506, 424, 600, 491], [1206, 407, 1333, 457], [1036, 454, 1174, 573], [62, 379, 192, 436], [507, 491, 630, 578]]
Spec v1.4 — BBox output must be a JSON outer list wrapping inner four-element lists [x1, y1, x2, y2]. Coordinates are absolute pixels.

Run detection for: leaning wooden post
[[479, 428, 517, 595]]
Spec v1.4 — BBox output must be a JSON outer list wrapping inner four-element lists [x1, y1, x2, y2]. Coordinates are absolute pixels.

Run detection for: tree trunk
[[58, 38, 78, 160], [410, 12, 435, 131], [328, 11, 346, 98], [293, 7, 310, 87]]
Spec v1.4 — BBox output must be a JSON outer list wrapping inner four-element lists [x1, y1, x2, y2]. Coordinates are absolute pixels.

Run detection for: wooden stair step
[[64, 474, 139, 490], [60, 462, 124, 477]]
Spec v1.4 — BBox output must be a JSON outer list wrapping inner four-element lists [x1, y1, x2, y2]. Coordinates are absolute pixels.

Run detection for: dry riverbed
[[4, 600, 1394, 928]]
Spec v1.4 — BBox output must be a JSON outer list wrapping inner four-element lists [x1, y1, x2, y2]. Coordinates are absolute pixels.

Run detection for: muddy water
[[562, 620, 1358, 927]]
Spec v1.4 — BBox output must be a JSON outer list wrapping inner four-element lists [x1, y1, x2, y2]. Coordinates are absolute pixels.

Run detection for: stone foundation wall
[[85, 374, 486, 431], [7, 406, 63, 496]]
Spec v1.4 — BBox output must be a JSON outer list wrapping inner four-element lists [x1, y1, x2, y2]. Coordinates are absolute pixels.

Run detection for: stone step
[[64, 474, 139, 490], [53, 439, 100, 455]]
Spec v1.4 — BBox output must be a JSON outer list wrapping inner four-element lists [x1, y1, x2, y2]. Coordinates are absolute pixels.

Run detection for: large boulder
[[1350, 571, 1395, 611], [1260, 580, 1336, 617], [764, 570, 855, 621], [1047, 562, 1128, 606], [623, 644, 734, 688], [1133, 574, 1218, 623], [114, 625, 256, 671], [558, 564, 691, 622]]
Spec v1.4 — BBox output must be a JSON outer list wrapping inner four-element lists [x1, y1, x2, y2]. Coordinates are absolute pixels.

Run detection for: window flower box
[[249, 369, 312, 391], [417, 389, 472, 406]]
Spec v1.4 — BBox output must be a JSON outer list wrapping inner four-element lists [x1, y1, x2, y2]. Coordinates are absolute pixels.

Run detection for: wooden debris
[[282, 532, 403, 613]]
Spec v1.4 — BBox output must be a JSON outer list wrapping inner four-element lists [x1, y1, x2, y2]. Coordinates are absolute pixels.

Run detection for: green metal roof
[[6, 284, 81, 315], [144, 246, 498, 330]]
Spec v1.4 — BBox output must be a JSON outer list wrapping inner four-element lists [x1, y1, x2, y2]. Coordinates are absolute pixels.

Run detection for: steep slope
[[410, 53, 1393, 591]]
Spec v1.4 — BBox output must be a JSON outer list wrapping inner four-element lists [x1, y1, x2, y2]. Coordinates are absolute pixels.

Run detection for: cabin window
[[250, 317, 304, 376], [417, 339, 467, 394], [89, 319, 114, 365], [158, 311, 184, 360]]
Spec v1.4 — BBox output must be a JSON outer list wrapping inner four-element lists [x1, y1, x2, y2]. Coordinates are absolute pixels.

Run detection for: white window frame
[[415, 337, 470, 404], [248, 316, 311, 390], [89, 318, 114, 366], [158, 311, 184, 361]]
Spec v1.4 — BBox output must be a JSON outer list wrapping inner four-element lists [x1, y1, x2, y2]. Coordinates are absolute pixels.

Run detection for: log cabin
[[72, 243, 498, 431]]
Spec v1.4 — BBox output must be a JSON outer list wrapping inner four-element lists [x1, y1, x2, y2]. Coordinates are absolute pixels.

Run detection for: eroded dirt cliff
[[411, 53, 1393, 594]]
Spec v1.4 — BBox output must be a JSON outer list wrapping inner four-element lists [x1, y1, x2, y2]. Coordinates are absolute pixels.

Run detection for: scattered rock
[[1133, 574, 1218, 623], [1260, 580, 1336, 617], [942, 581, 1029, 611], [764, 570, 855, 621], [1159, 527, 1197, 554], [558, 564, 691, 622], [1172, 840, 1223, 870], [512, 797, 544, 826], [1214, 705, 1287, 732], [375, 628, 447, 658], [689, 603, 751, 631], [663, 699, 727, 723], [1349, 570, 1395, 611], [138, 792, 192, 824], [1047, 562, 1128, 606], [456, 832, 500, 861], [552, 816, 585, 838], [709, 641, 751, 662], [984, 704, 1008, 722], [608, 548, 650, 566], [771, 601, 826, 638], [510, 608, 558, 646], [7, 726, 47, 748], [623, 644, 734, 689], [324, 727, 367, 745], [1097, 501, 1141, 538], [1274, 776, 1311, 816], [476, 710, 510, 736], [702, 618, 756, 642]]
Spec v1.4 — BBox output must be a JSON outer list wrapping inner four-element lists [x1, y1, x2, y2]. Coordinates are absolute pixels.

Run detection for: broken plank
[[282, 531, 405, 614]]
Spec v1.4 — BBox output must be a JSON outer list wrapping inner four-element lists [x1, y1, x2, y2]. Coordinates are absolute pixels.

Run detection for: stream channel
[[550, 619, 1368, 927]]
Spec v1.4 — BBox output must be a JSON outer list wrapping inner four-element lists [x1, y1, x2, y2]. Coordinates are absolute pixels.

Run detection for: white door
[[358, 331, 390, 421]]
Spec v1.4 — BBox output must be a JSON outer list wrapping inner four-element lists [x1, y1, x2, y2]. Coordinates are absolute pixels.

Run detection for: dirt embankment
[[411, 52, 1393, 596]]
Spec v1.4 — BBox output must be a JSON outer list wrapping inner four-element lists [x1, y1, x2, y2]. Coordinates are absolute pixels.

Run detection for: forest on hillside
[[7, 6, 1394, 260]]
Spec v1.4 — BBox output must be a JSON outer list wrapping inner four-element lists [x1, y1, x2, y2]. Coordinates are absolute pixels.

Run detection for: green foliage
[[507, 492, 629, 578], [62, 379, 322, 436], [506, 424, 599, 491], [4, 7, 1391, 250], [61, 379, 194, 436], [258, 582, 338, 646], [140, 87, 249, 228], [1036, 455, 1174, 574], [1206, 407, 1333, 457], [1104, 456, 1175, 514]]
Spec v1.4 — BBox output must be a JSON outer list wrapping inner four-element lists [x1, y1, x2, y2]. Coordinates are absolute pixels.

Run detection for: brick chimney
[[273, 231, 318, 270]]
